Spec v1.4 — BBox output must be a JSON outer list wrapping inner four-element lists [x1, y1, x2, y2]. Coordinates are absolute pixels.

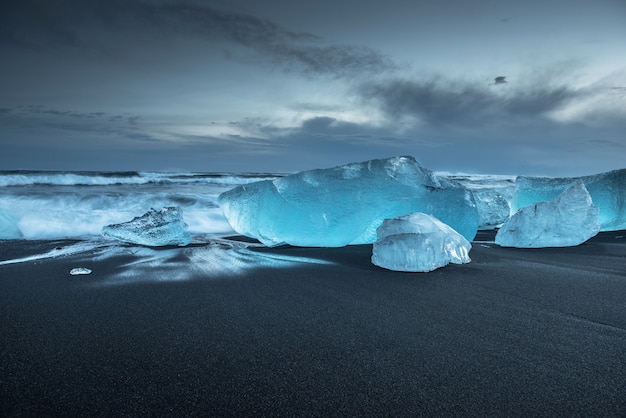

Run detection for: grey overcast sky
[[1, 0, 625, 175]]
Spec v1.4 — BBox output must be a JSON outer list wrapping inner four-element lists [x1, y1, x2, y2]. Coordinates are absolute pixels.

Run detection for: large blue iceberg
[[496, 181, 600, 248], [512, 168, 626, 231], [372, 213, 471, 272], [218, 156, 479, 247]]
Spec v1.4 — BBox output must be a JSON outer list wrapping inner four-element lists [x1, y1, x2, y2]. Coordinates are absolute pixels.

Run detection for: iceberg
[[102, 207, 191, 247], [0, 209, 22, 239], [512, 168, 626, 231], [371, 213, 471, 272], [218, 156, 479, 247], [496, 181, 600, 248]]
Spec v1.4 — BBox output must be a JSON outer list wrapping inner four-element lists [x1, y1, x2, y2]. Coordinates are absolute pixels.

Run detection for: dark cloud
[[0, 0, 394, 77], [301, 116, 337, 132], [289, 102, 346, 113], [358, 76, 580, 126], [0, 105, 151, 145], [266, 43, 394, 77], [14, 105, 140, 125], [296, 116, 396, 142]]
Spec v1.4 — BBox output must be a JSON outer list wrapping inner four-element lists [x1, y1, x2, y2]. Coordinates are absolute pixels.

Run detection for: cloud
[[0, 0, 394, 77], [0, 105, 153, 145], [12, 105, 141, 125], [357, 75, 582, 127]]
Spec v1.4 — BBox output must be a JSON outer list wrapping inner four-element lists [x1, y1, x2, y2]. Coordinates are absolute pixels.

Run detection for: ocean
[[0, 170, 281, 241]]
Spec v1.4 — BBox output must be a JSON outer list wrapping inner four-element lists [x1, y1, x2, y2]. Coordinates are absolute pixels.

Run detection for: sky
[[1, 0, 625, 175]]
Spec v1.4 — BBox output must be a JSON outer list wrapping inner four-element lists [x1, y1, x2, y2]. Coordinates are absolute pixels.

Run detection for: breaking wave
[[0, 170, 280, 187]]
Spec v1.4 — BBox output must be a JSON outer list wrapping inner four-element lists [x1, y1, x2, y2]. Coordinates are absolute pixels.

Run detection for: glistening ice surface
[[218, 156, 479, 247], [496, 181, 600, 248], [372, 213, 471, 272]]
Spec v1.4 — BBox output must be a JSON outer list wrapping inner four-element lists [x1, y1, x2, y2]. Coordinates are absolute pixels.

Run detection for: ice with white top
[[371, 213, 471, 272], [513, 168, 625, 231], [102, 206, 191, 247], [218, 156, 479, 247], [496, 181, 600, 248], [0, 209, 22, 239]]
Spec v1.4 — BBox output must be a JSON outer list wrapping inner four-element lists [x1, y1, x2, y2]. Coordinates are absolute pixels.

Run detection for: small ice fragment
[[70, 267, 92, 275], [102, 206, 191, 247]]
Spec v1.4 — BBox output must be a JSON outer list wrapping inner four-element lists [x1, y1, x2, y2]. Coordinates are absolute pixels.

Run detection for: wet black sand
[[1, 231, 625, 417]]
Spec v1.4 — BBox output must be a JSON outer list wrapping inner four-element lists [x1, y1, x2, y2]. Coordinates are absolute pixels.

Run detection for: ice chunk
[[218, 156, 479, 247], [371, 213, 471, 272], [496, 181, 600, 248], [102, 207, 191, 247], [70, 267, 92, 275], [0, 209, 23, 239], [513, 168, 626, 231]]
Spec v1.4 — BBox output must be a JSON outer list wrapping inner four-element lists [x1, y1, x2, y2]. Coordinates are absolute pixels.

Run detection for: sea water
[[0, 170, 278, 240]]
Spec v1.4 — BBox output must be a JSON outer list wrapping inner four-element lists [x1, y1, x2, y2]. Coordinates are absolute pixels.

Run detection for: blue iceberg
[[218, 156, 478, 247], [496, 181, 600, 248], [512, 168, 626, 231], [372, 213, 471, 272], [102, 207, 191, 247]]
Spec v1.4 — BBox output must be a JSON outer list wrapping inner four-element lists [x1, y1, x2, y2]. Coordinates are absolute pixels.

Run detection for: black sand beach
[[1, 231, 625, 417]]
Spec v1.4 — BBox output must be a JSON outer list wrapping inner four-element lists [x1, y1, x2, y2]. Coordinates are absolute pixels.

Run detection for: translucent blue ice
[[102, 207, 191, 247], [372, 213, 471, 272], [218, 156, 479, 247], [513, 168, 626, 231], [496, 181, 600, 248], [0, 209, 22, 239]]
